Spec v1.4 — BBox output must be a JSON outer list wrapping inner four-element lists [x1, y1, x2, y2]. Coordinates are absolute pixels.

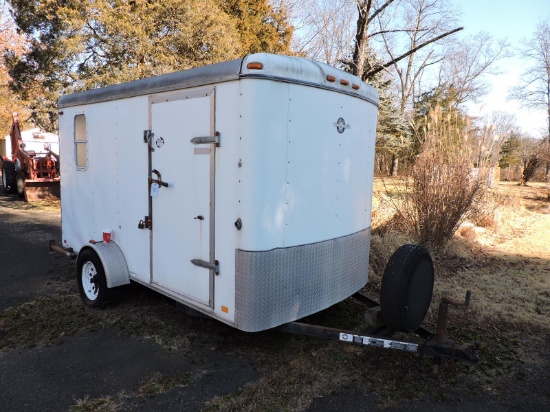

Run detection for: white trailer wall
[[59, 97, 151, 284], [59, 53, 379, 331]]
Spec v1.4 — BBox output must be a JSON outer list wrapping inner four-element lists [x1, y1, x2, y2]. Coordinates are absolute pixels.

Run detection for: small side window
[[74, 114, 87, 168]]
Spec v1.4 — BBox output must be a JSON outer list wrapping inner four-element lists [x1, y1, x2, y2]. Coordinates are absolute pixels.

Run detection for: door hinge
[[143, 130, 154, 144]]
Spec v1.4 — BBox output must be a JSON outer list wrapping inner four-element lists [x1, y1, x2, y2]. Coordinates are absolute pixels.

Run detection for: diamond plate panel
[[86, 241, 130, 288], [235, 228, 370, 332]]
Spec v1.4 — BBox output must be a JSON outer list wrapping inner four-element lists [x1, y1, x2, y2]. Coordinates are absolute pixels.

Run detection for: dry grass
[[0, 194, 60, 211], [69, 372, 190, 412], [205, 180, 550, 409], [367, 178, 550, 398], [2, 180, 550, 411], [138, 371, 190, 397], [0, 269, 196, 352], [205, 344, 358, 412], [70, 395, 126, 412]]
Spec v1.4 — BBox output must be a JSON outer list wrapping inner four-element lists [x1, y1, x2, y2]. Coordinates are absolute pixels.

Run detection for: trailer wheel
[[1, 160, 17, 194], [77, 249, 110, 308], [380, 244, 434, 333]]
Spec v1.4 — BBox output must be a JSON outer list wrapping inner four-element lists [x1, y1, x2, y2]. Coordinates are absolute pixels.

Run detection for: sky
[[451, 0, 550, 137]]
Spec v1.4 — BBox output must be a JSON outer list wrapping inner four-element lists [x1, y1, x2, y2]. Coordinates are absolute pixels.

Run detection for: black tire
[[1, 160, 17, 194], [380, 244, 434, 333], [77, 249, 110, 308], [16, 173, 25, 198]]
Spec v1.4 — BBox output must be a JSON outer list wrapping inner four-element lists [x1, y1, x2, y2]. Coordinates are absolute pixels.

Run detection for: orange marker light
[[340, 79, 349, 86], [326, 75, 336, 82], [247, 62, 263, 70], [352, 84, 360, 90], [221, 305, 229, 313]]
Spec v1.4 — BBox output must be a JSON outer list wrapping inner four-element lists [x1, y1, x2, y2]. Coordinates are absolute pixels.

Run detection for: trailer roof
[[58, 53, 379, 108]]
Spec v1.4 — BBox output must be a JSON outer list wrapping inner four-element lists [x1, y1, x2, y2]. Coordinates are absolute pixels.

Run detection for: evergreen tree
[[6, 0, 293, 130], [374, 76, 411, 176], [499, 134, 521, 169], [342, 49, 410, 176]]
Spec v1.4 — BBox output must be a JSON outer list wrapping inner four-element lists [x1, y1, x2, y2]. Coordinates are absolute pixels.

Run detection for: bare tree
[[509, 19, 550, 178], [375, 0, 461, 113], [283, 0, 464, 176], [483, 111, 519, 153], [438, 32, 509, 106], [351, 0, 397, 79], [279, 0, 356, 66], [284, 0, 463, 85], [369, 0, 461, 175]]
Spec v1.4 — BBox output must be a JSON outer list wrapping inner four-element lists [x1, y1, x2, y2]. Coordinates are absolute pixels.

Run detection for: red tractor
[[1, 113, 60, 201]]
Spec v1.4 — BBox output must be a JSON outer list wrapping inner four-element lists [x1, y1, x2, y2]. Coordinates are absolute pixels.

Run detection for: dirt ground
[[0, 181, 549, 411]]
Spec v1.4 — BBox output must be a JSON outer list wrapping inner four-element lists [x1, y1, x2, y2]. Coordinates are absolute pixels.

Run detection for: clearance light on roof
[[340, 79, 349, 86], [326, 75, 336, 82], [352, 84, 360, 90], [247, 62, 263, 70]]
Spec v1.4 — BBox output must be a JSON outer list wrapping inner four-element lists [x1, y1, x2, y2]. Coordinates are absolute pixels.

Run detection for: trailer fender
[[80, 241, 130, 288]]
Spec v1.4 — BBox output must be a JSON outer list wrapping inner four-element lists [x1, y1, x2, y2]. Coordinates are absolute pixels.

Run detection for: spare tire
[[1, 160, 17, 194], [380, 244, 434, 332]]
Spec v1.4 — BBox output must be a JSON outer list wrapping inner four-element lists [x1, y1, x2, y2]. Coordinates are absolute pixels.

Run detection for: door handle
[[149, 169, 169, 187], [190, 131, 220, 146]]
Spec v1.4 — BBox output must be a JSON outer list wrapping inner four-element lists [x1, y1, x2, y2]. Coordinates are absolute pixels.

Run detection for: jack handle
[[435, 290, 472, 344], [431, 290, 474, 375], [442, 290, 471, 307]]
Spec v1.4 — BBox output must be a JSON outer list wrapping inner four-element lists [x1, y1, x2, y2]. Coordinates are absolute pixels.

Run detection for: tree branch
[[369, 28, 424, 37], [366, 0, 395, 24], [364, 26, 464, 80]]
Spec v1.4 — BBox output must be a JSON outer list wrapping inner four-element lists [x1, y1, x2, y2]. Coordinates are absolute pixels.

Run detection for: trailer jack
[[276, 291, 479, 370], [431, 291, 475, 374]]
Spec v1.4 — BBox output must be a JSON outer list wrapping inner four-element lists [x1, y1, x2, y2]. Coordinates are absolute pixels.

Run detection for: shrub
[[390, 105, 488, 248]]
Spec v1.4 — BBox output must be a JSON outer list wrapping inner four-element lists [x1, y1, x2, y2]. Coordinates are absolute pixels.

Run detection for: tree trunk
[[547, 88, 550, 184], [352, 1, 396, 80], [351, 1, 372, 79], [390, 154, 399, 176]]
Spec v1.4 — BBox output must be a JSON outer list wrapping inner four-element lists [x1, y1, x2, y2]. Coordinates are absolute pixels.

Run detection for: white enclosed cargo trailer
[[57, 53, 380, 332]]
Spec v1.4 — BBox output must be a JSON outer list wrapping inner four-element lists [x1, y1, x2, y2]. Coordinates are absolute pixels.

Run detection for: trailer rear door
[[149, 88, 216, 308]]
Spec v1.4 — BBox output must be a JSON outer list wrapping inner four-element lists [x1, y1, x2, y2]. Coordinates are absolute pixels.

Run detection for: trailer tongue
[[1, 113, 60, 201]]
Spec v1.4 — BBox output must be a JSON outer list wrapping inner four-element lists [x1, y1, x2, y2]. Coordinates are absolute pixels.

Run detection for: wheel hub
[[82, 261, 99, 301]]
